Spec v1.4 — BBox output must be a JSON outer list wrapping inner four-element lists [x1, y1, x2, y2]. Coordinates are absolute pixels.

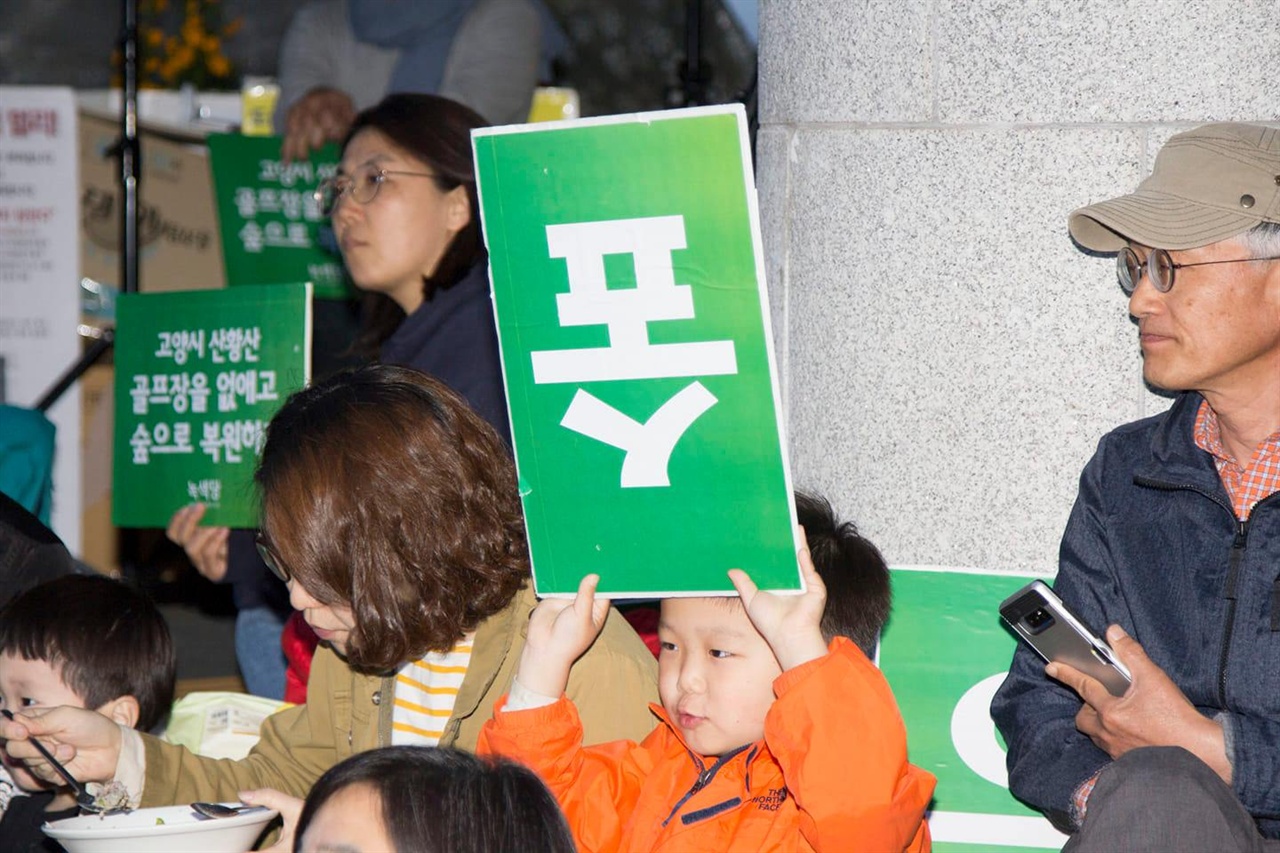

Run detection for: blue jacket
[[991, 392, 1280, 837], [379, 259, 511, 445]]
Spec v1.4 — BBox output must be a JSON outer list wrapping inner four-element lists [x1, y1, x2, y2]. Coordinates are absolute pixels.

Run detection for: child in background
[[479, 492, 935, 852], [0, 575, 175, 852]]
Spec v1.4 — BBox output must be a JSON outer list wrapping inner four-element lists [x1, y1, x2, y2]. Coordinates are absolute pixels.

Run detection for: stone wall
[[756, 0, 1280, 573]]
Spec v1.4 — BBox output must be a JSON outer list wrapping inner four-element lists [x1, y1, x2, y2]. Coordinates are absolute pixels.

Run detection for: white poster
[[0, 87, 81, 553]]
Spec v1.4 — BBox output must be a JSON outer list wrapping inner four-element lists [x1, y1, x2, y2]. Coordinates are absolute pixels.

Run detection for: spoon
[[0, 709, 106, 813], [191, 802, 271, 820]]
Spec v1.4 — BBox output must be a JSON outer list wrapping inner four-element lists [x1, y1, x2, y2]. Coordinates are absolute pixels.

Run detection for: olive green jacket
[[139, 585, 658, 806]]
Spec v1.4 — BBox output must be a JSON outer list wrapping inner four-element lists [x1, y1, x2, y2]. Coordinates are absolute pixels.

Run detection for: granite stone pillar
[[757, 0, 1280, 573]]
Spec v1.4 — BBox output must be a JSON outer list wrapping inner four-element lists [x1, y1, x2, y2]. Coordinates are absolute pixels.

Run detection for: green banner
[[206, 134, 352, 299], [473, 105, 798, 597], [879, 567, 1068, 851], [112, 284, 312, 528]]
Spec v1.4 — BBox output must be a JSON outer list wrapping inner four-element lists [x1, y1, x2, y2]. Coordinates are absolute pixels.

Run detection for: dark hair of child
[[0, 574, 176, 732], [795, 490, 891, 658], [293, 746, 576, 853]]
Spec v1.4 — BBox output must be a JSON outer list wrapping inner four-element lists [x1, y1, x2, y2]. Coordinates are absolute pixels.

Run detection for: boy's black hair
[[0, 575, 176, 732], [796, 490, 891, 657]]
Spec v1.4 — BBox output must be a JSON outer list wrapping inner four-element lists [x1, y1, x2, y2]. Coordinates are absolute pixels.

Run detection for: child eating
[[0, 575, 175, 850]]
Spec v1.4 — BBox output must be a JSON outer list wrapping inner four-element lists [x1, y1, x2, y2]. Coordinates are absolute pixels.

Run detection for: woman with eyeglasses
[[0, 365, 659, 849], [321, 91, 510, 444]]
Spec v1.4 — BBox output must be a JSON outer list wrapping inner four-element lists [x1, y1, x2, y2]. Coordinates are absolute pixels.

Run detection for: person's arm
[[990, 447, 1129, 830], [478, 575, 647, 852], [1047, 625, 1230, 779], [275, 2, 361, 162], [142, 646, 355, 806], [478, 694, 647, 853], [438, 0, 541, 125], [767, 638, 935, 852], [561, 608, 660, 746], [509, 574, 611, 700], [731, 541, 933, 850], [503, 573, 658, 746]]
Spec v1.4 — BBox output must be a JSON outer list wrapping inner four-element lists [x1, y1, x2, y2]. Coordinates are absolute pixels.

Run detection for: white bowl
[[43, 803, 278, 853]]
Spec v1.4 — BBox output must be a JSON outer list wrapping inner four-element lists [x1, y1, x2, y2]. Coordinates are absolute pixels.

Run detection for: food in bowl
[[43, 803, 277, 853]]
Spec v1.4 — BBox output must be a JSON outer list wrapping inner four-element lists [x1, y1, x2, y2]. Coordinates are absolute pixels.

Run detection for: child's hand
[[515, 574, 612, 699], [728, 531, 829, 671]]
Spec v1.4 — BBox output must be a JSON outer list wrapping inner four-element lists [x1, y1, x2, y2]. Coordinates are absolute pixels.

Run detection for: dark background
[[0, 0, 756, 117]]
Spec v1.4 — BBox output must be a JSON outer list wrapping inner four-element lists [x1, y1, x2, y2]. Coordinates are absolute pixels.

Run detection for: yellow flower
[[222, 18, 243, 37], [172, 45, 195, 71], [207, 54, 230, 78]]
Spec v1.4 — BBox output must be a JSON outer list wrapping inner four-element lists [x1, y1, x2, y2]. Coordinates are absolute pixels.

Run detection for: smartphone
[[1000, 580, 1132, 697]]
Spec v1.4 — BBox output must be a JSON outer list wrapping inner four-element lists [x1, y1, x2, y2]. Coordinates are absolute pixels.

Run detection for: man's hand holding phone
[[1048, 624, 1231, 784]]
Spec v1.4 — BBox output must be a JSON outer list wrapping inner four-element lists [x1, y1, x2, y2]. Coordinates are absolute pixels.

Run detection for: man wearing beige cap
[[992, 123, 1280, 851]]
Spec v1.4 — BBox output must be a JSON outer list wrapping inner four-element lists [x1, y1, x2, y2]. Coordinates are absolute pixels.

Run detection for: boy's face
[[0, 653, 88, 792], [658, 598, 782, 757]]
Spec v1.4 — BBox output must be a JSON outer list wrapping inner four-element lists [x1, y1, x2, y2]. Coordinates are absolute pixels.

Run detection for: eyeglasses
[[1117, 246, 1280, 295], [313, 165, 436, 216], [255, 533, 290, 583]]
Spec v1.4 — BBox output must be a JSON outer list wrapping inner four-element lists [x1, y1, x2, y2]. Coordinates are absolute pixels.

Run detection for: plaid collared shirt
[[1194, 399, 1280, 520]]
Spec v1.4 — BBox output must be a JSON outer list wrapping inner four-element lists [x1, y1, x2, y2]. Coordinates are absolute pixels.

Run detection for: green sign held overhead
[[473, 105, 799, 598], [112, 284, 311, 528], [879, 567, 1068, 852], [206, 134, 352, 299]]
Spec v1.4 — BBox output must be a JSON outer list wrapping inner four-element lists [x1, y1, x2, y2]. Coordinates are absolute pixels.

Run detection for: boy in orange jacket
[[478, 493, 935, 852]]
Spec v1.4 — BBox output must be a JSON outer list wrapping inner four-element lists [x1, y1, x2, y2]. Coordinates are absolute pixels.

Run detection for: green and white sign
[[473, 105, 798, 597], [206, 134, 351, 299], [879, 567, 1068, 852], [112, 284, 312, 528]]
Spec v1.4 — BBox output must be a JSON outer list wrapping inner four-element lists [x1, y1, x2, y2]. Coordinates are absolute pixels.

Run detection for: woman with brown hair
[[0, 365, 658, 827], [165, 92, 510, 701]]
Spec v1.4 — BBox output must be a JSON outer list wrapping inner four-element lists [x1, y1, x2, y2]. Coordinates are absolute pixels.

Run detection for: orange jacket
[[479, 637, 935, 852]]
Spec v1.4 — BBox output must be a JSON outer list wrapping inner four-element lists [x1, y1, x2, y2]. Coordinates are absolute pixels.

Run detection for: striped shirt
[[391, 634, 474, 746]]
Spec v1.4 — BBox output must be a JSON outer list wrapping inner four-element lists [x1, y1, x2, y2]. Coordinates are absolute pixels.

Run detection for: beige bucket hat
[[1068, 123, 1280, 252]]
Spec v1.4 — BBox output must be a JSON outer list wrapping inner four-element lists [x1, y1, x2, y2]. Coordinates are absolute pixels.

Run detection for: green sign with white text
[[207, 134, 352, 299], [879, 567, 1068, 852], [112, 284, 311, 528], [473, 105, 798, 597]]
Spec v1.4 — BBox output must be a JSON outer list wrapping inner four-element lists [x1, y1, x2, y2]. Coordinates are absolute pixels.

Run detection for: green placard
[[112, 284, 312, 528], [879, 567, 1068, 852], [206, 134, 353, 299], [473, 105, 798, 597]]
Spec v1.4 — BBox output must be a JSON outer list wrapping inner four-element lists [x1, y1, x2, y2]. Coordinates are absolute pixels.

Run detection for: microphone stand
[[35, 0, 137, 412]]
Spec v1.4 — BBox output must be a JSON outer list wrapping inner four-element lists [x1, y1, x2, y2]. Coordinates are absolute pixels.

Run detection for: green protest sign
[[112, 284, 311, 528], [879, 567, 1068, 852], [473, 105, 798, 597], [206, 134, 352, 299]]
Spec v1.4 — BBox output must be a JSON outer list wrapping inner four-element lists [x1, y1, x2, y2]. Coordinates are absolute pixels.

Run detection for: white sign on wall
[[0, 86, 81, 552]]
